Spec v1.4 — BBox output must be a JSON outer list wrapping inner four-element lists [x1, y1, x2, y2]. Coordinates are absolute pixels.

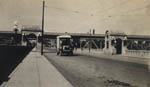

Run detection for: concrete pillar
[[22, 33, 26, 46], [21, 32, 24, 45], [104, 37, 107, 49], [36, 34, 38, 50], [122, 39, 127, 55], [122, 40, 125, 54], [100, 40, 102, 49], [109, 38, 111, 49], [131, 40, 133, 50], [80, 39, 82, 51], [101, 40, 103, 49], [109, 37, 114, 54]]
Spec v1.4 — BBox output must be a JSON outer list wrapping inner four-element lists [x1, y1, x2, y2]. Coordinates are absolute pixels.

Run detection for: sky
[[0, 0, 150, 35]]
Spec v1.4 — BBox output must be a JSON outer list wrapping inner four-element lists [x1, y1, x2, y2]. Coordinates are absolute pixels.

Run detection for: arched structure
[[103, 30, 127, 55], [21, 27, 41, 46]]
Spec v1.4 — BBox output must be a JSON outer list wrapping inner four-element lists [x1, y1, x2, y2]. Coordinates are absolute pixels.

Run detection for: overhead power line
[[46, 6, 92, 16], [94, 0, 132, 16]]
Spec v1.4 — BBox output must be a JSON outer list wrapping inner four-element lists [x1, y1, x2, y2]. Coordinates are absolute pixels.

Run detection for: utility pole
[[89, 29, 91, 52], [41, 0, 45, 55]]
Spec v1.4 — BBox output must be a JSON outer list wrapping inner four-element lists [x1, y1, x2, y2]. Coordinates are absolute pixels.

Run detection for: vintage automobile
[[56, 35, 74, 56]]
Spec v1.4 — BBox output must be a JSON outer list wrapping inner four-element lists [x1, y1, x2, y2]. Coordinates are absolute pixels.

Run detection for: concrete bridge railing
[[125, 50, 150, 58]]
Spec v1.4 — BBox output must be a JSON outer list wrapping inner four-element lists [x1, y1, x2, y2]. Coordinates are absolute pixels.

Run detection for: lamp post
[[13, 21, 19, 45], [41, 0, 45, 55], [13, 21, 18, 33]]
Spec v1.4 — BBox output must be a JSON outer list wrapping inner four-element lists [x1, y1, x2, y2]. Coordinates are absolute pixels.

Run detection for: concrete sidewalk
[[75, 49, 150, 65], [1, 49, 73, 87]]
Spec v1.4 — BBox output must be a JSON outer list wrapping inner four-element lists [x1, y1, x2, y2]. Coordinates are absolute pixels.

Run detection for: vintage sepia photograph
[[0, 0, 150, 87]]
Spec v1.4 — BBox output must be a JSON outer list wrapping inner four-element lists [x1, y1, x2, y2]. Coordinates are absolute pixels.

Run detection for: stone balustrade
[[125, 50, 150, 58]]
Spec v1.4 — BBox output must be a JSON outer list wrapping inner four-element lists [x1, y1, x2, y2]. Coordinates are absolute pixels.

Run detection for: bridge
[[1, 30, 150, 40], [1, 30, 150, 56], [0, 30, 150, 87]]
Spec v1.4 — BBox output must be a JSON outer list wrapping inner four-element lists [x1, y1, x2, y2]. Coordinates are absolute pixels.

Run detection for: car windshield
[[60, 38, 70, 45]]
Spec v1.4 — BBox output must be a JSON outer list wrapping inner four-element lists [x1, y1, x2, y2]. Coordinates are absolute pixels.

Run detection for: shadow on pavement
[[43, 47, 81, 56], [0, 45, 33, 85], [59, 54, 80, 56]]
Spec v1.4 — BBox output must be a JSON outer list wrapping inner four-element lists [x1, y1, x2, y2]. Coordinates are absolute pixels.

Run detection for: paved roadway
[[44, 50, 150, 87]]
